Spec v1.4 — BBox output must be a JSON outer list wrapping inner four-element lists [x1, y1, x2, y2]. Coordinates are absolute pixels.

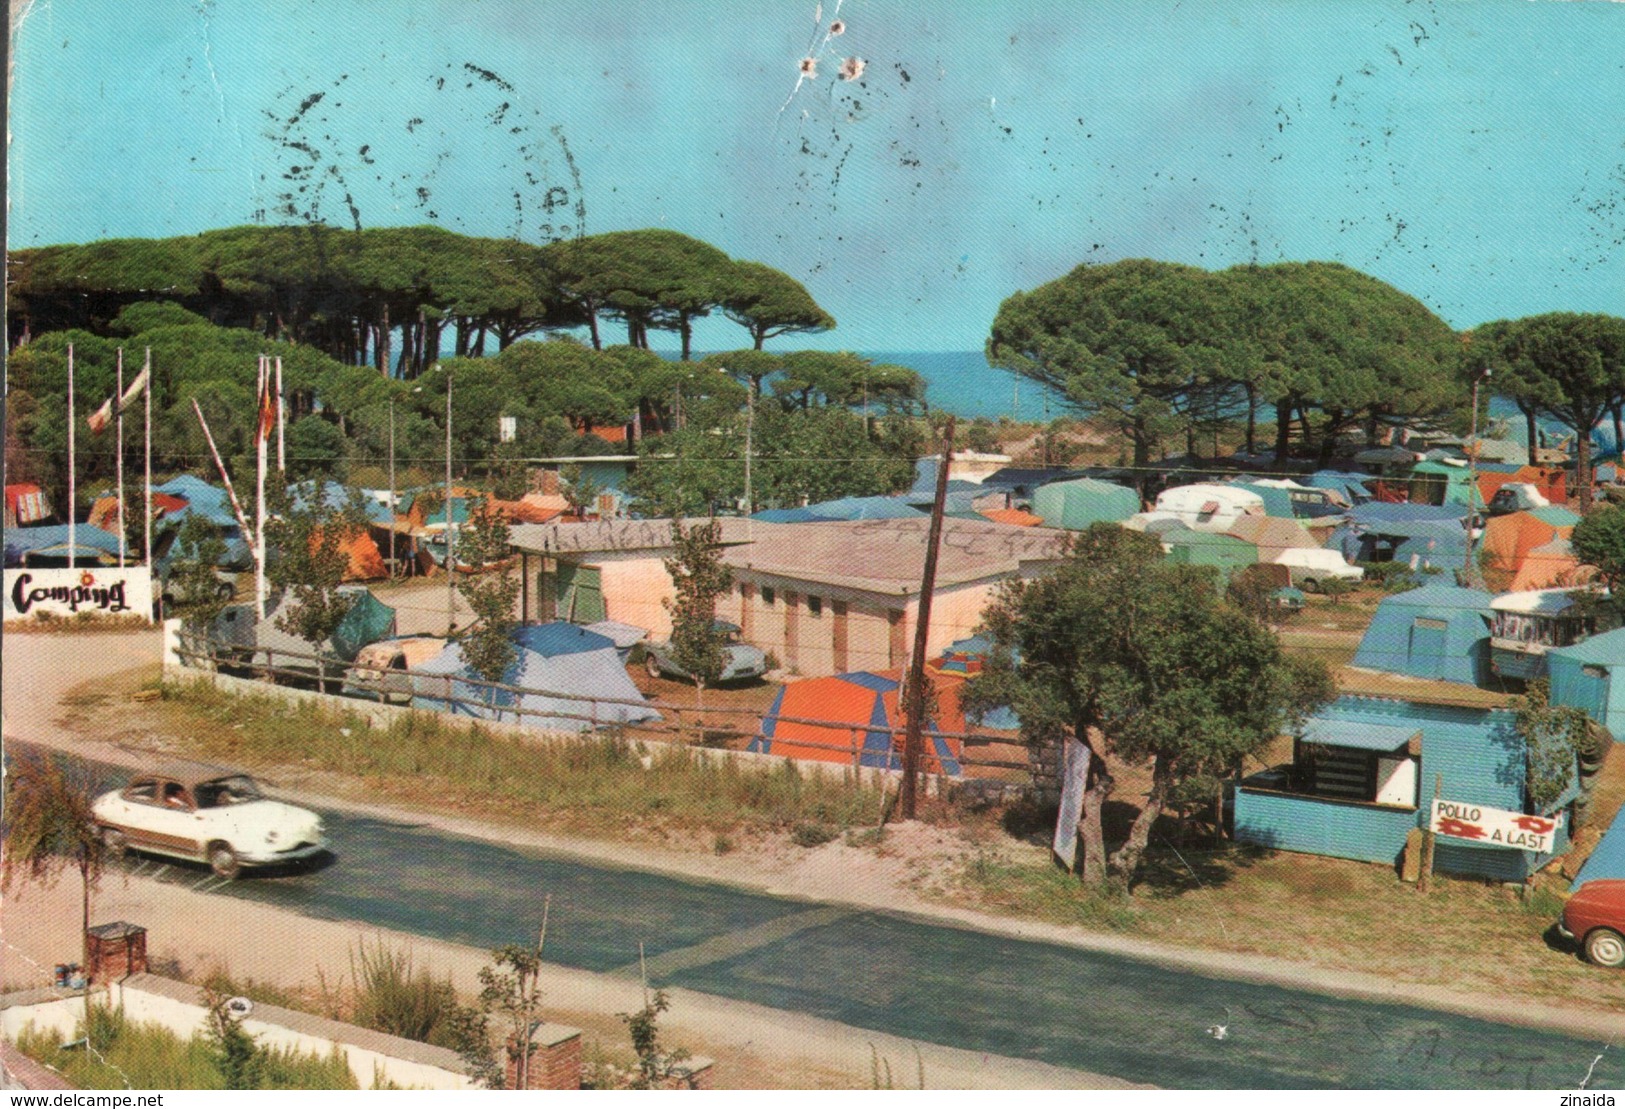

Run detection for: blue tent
[[153, 474, 241, 528], [1228, 481, 1295, 518], [1350, 585, 1494, 685], [1573, 804, 1625, 890], [411, 634, 660, 733], [751, 507, 820, 523], [1350, 502, 1469, 525], [804, 496, 926, 521], [1306, 470, 1374, 505], [513, 621, 617, 657], [1549, 628, 1625, 740], [290, 480, 395, 527], [3, 523, 124, 564]]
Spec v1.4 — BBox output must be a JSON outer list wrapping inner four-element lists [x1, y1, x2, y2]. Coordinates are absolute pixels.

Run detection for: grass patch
[[953, 849, 1141, 931], [160, 678, 886, 839], [15, 1002, 357, 1090], [348, 939, 462, 1049], [790, 822, 839, 848]]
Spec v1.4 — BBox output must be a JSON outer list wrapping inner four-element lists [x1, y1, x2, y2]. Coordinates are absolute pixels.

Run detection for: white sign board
[[4, 567, 153, 623], [1430, 799, 1564, 854], [1052, 736, 1091, 869]]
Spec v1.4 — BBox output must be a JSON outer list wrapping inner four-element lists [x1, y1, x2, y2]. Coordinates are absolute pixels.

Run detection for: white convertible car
[[92, 766, 327, 878]]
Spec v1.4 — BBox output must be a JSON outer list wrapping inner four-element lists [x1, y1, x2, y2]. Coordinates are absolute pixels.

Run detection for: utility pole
[[67, 344, 76, 570], [900, 416, 956, 821], [1463, 365, 1491, 587], [388, 395, 397, 577], [443, 364, 456, 635]]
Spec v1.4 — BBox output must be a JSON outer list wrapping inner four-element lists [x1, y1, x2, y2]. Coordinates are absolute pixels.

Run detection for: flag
[[257, 365, 276, 444], [84, 365, 149, 435]]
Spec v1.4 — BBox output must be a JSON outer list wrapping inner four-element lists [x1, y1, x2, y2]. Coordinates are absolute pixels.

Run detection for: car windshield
[[193, 775, 262, 808]]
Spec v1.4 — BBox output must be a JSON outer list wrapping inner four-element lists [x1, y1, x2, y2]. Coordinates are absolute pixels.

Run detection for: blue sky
[[9, 0, 1624, 351]]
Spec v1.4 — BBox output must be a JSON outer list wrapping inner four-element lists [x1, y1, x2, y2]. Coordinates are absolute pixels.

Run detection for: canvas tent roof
[[411, 637, 659, 733], [749, 669, 963, 775], [153, 475, 241, 529], [804, 495, 926, 521], [252, 587, 397, 666], [1573, 803, 1625, 890], [1029, 477, 1140, 531], [1350, 585, 1494, 686], [1351, 502, 1468, 525], [1223, 515, 1318, 561], [513, 621, 618, 657], [3, 523, 124, 564], [290, 481, 395, 527]]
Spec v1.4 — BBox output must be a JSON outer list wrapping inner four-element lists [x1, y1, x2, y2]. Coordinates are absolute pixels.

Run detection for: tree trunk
[[1108, 757, 1171, 882], [1611, 402, 1624, 462], [587, 309, 602, 351], [1274, 398, 1292, 462], [1523, 406, 1539, 466], [680, 316, 693, 361], [1244, 382, 1256, 456], [1075, 748, 1114, 888], [752, 327, 765, 351], [1576, 420, 1593, 511]]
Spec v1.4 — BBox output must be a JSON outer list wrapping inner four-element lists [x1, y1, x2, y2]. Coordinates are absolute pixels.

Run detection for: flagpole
[[144, 348, 153, 576], [257, 356, 269, 619], [276, 356, 286, 473], [67, 343, 76, 570], [190, 399, 254, 543], [116, 348, 126, 566]]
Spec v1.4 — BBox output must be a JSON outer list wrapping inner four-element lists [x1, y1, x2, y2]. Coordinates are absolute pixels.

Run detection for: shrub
[[350, 939, 461, 1048], [791, 821, 838, 848]]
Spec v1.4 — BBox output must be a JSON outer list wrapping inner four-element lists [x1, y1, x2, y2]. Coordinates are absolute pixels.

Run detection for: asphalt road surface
[[50, 750, 1620, 1090]]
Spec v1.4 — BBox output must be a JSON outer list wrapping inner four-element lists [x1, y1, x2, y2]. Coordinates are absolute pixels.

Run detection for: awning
[[1300, 718, 1420, 753]]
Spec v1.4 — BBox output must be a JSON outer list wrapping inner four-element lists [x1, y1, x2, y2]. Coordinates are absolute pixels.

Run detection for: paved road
[[45, 750, 1622, 1090]]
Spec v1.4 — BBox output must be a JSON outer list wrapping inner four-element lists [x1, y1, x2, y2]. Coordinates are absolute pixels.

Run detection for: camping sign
[[1429, 800, 1563, 853]]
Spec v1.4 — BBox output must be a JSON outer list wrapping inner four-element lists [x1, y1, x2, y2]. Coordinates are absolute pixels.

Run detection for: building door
[[556, 563, 606, 624]]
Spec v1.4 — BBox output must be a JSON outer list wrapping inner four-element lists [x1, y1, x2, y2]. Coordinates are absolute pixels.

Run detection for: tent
[[1573, 804, 1625, 890], [927, 634, 1020, 730], [1408, 460, 1480, 507], [1549, 628, 1625, 741], [1350, 502, 1468, 526], [978, 507, 1045, 527], [251, 586, 398, 669], [1227, 481, 1296, 519], [749, 669, 963, 775], [804, 495, 926, 521], [1161, 528, 1259, 581], [1306, 470, 1373, 506], [3, 523, 124, 565], [1223, 515, 1318, 562], [1478, 465, 1567, 507], [751, 507, 821, 523], [411, 631, 660, 733], [1479, 508, 1582, 589], [1030, 477, 1140, 531], [1509, 537, 1598, 593], [580, 619, 649, 662], [1349, 584, 1494, 686]]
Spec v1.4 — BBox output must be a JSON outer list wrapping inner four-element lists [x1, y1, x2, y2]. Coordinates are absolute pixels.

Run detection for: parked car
[[92, 766, 327, 879], [644, 620, 768, 683], [1268, 548, 1365, 593], [1559, 879, 1625, 967], [342, 636, 447, 704]]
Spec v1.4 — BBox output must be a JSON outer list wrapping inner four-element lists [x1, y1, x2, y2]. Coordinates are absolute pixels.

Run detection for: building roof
[[1550, 626, 1625, 665], [510, 516, 761, 555], [723, 517, 1071, 595], [1300, 717, 1420, 752], [1490, 588, 1580, 615]]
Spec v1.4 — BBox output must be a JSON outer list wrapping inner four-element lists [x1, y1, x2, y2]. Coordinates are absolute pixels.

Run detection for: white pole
[[67, 344, 76, 570], [388, 396, 397, 577], [444, 365, 455, 635], [116, 348, 126, 566], [257, 356, 269, 619], [144, 348, 153, 574], [276, 356, 286, 473]]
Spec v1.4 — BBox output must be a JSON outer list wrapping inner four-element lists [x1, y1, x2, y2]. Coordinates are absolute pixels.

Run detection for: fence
[[170, 631, 1040, 788]]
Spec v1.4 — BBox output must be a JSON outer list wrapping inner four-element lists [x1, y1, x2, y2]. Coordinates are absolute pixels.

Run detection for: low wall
[[1, 976, 472, 1091]]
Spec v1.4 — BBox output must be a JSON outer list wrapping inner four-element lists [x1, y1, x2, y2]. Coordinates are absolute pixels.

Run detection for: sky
[[8, 0, 1624, 353]]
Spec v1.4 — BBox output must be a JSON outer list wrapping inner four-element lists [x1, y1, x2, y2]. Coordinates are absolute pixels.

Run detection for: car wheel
[[1302, 578, 1318, 594], [101, 826, 128, 859], [208, 843, 242, 880], [645, 655, 663, 679], [1585, 928, 1625, 968]]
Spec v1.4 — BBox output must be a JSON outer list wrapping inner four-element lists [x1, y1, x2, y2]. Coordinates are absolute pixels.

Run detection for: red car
[[1559, 879, 1625, 967]]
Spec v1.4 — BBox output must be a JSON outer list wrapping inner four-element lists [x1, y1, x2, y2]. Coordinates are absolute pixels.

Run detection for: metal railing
[[172, 632, 1037, 781]]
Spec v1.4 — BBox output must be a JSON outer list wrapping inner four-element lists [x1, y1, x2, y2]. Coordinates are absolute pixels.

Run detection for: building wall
[[1234, 788, 1418, 865], [588, 553, 674, 639]]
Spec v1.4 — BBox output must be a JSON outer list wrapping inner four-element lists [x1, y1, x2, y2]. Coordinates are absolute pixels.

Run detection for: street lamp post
[[441, 364, 455, 636], [388, 395, 397, 578]]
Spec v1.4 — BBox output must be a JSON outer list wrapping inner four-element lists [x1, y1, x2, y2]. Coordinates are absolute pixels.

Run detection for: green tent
[[1408, 461, 1479, 508], [1030, 478, 1140, 530], [1160, 526, 1259, 582], [331, 589, 399, 662]]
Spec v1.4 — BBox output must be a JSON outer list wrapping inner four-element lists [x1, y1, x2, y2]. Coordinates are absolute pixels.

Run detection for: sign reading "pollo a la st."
[[1430, 799, 1564, 854]]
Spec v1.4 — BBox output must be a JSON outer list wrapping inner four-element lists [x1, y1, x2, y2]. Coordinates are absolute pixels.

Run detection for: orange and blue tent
[[750, 669, 963, 775]]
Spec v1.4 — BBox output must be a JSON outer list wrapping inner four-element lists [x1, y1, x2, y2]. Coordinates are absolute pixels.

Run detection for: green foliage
[[662, 519, 732, 704], [965, 524, 1334, 884], [264, 483, 368, 651], [1514, 680, 1589, 812], [619, 987, 690, 1089], [1572, 502, 1625, 598], [790, 822, 839, 848], [456, 499, 520, 681], [469, 941, 548, 1090], [1472, 313, 1625, 509], [720, 259, 836, 349], [965, 417, 1002, 454], [203, 986, 265, 1090], [349, 939, 462, 1048], [0, 751, 105, 936], [559, 463, 604, 516], [166, 514, 232, 628]]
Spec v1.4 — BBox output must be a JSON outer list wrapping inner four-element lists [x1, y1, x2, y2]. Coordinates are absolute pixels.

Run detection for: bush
[[790, 821, 839, 848], [350, 939, 461, 1048]]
